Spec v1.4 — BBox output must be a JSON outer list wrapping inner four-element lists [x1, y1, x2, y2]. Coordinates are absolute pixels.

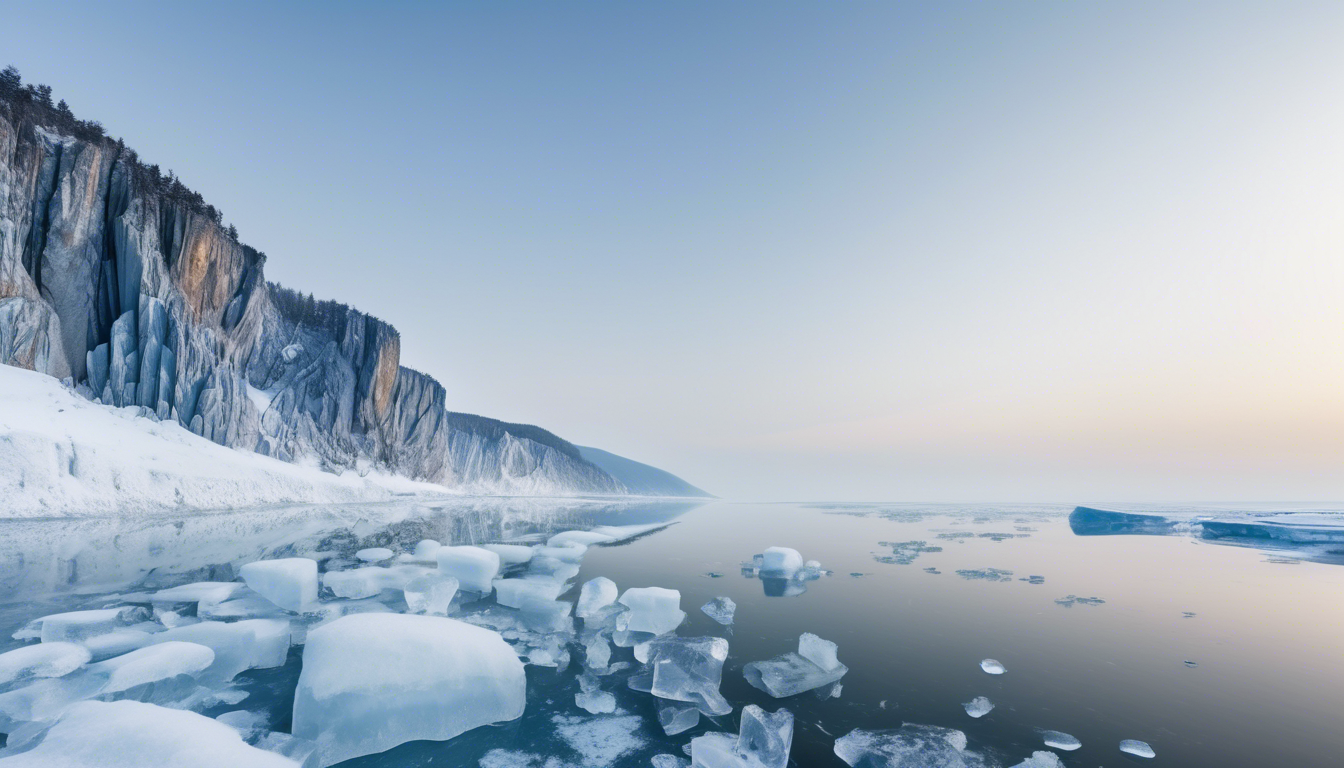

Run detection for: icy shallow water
[[2, 499, 1343, 767]]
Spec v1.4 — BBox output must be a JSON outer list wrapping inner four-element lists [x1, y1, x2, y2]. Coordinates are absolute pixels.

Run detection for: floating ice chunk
[[760, 547, 804, 577], [292, 613, 526, 767], [519, 599, 574, 634], [404, 573, 459, 615], [403, 539, 442, 563], [552, 713, 646, 766], [90, 641, 215, 694], [38, 608, 135, 644], [435, 546, 501, 593], [962, 696, 994, 718], [1038, 730, 1080, 750], [744, 634, 848, 698], [200, 594, 289, 621], [215, 708, 268, 742], [574, 633, 608, 666], [324, 567, 390, 599], [0, 642, 91, 685], [1120, 739, 1156, 758], [535, 545, 589, 563], [690, 705, 793, 768], [356, 547, 394, 563], [619, 587, 686, 635], [834, 724, 981, 768], [701, 596, 736, 626], [548, 530, 617, 548], [577, 577, 619, 619], [149, 619, 290, 684], [1009, 752, 1064, 768], [980, 659, 1006, 675], [484, 543, 536, 566], [658, 701, 700, 735], [0, 700, 299, 767], [798, 633, 841, 672], [642, 636, 732, 716], [575, 687, 617, 714], [239, 558, 318, 613], [150, 582, 244, 608], [653, 754, 692, 768], [494, 577, 568, 608]]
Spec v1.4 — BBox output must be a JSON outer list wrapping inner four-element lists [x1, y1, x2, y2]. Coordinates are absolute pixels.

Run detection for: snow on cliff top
[[0, 365, 452, 518]]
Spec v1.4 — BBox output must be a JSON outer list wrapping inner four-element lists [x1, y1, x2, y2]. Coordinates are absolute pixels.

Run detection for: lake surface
[[1, 499, 1341, 767]]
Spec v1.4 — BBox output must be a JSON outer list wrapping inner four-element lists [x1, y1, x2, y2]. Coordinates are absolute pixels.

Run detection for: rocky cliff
[[0, 86, 706, 497]]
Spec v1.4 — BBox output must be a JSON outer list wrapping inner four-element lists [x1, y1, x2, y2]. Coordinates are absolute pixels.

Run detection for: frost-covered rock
[[701, 596, 736, 626], [0, 699, 299, 767], [435, 546, 501, 593], [577, 577, 619, 619], [618, 587, 685, 635], [240, 558, 318, 612], [0, 642, 90, 685], [292, 613, 525, 766]]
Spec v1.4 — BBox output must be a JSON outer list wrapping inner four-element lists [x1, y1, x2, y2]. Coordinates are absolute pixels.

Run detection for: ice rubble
[[239, 558, 318, 612], [0, 699, 301, 767], [1120, 739, 1156, 758], [744, 633, 848, 698], [0, 642, 90, 684], [1038, 730, 1080, 750], [962, 696, 993, 718], [980, 659, 1006, 675], [292, 612, 525, 767], [323, 564, 430, 599], [834, 724, 993, 768], [436, 545, 502, 593], [495, 577, 569, 608], [690, 704, 793, 768], [701, 596, 736, 625]]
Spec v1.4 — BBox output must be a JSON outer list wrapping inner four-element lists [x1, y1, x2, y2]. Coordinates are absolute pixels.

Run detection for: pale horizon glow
[[7, 1, 1343, 501]]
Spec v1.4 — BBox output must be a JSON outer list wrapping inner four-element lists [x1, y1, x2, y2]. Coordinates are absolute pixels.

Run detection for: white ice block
[[435, 546, 501, 593], [239, 558, 318, 613]]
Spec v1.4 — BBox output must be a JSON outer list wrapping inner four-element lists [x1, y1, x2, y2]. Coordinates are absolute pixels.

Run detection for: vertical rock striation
[[0, 97, 701, 496]]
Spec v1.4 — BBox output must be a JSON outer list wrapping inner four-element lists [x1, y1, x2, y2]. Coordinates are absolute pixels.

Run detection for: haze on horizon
[[7, 1, 1342, 502]]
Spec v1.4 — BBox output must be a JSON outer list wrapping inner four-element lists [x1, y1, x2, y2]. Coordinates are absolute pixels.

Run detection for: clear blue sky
[[8, 1, 1343, 501]]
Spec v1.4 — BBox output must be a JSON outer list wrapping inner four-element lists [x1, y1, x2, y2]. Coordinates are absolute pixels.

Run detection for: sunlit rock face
[[0, 105, 704, 496]]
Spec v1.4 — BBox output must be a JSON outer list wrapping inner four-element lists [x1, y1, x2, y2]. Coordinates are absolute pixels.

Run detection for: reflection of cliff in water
[[0, 498, 707, 600]]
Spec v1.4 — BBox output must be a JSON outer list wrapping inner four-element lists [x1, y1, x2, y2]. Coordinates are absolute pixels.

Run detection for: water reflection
[[0, 498, 707, 601]]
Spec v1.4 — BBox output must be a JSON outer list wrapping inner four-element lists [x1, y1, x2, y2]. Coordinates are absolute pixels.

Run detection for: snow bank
[[0, 365, 452, 517]]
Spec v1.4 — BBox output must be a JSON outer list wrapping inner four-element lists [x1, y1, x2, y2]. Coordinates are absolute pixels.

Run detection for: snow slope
[[577, 445, 712, 497], [0, 365, 454, 518]]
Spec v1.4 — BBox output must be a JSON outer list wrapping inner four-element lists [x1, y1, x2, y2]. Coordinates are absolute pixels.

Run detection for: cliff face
[[0, 103, 703, 497]]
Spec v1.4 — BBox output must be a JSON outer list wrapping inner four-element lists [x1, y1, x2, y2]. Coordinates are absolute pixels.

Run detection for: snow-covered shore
[[0, 365, 455, 518]]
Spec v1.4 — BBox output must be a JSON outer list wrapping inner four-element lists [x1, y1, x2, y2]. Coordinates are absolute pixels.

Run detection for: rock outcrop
[[0, 93, 706, 497]]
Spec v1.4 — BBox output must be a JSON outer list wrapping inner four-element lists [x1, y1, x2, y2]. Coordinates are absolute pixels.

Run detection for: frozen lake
[[1, 499, 1341, 767]]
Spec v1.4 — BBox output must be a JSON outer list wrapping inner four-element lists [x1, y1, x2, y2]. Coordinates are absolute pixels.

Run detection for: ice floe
[[1120, 739, 1156, 758], [700, 596, 736, 626], [690, 704, 793, 768], [292, 612, 526, 766], [239, 558, 318, 613], [980, 659, 1005, 675], [962, 696, 993, 718], [744, 634, 848, 698]]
